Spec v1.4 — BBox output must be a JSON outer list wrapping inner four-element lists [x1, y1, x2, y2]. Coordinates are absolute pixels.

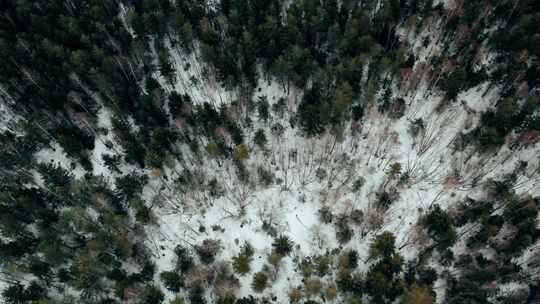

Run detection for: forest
[[0, 0, 539, 303]]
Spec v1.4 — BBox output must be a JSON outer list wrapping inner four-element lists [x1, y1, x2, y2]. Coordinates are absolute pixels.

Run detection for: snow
[[163, 45, 237, 107], [149, 177, 334, 301], [0, 281, 5, 297], [34, 143, 86, 179], [89, 108, 121, 177], [11, 86, 533, 303], [457, 82, 499, 112], [12, 12, 539, 303], [138, 74, 534, 301], [0, 101, 12, 132], [145, 27, 494, 302], [0, 98, 21, 135]]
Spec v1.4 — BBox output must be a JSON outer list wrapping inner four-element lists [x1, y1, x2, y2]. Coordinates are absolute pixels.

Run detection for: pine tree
[[272, 235, 294, 256]]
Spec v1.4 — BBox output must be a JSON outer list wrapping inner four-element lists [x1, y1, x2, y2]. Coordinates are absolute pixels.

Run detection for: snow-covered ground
[[12, 62, 536, 304], [12, 14, 538, 303], [130, 73, 539, 301]]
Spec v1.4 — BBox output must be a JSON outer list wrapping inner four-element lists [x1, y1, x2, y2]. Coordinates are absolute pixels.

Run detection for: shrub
[[364, 270, 402, 303], [335, 217, 353, 244], [289, 288, 303, 302], [345, 297, 362, 304], [314, 254, 332, 277], [232, 242, 254, 275], [2, 282, 47, 304], [417, 267, 438, 287], [325, 284, 338, 300], [366, 209, 385, 230], [339, 250, 359, 270], [316, 168, 327, 180], [134, 202, 153, 224], [139, 260, 157, 282], [257, 166, 274, 186], [208, 178, 225, 198], [409, 118, 425, 137], [235, 296, 257, 304], [503, 197, 538, 225], [299, 257, 314, 278], [336, 268, 359, 293], [257, 96, 270, 122], [422, 205, 457, 250], [445, 276, 487, 303], [251, 271, 268, 292], [440, 249, 454, 266], [160, 271, 183, 292], [364, 232, 404, 302], [352, 177, 366, 192], [115, 172, 148, 202], [174, 245, 194, 273], [214, 267, 240, 301], [350, 210, 364, 225], [267, 251, 283, 274], [486, 175, 516, 200], [389, 98, 406, 119], [369, 232, 397, 260], [170, 297, 185, 304], [196, 239, 222, 264], [233, 144, 250, 161], [337, 269, 364, 295], [188, 286, 206, 304], [454, 199, 494, 226], [216, 296, 236, 304], [254, 129, 267, 149], [375, 189, 399, 209], [232, 252, 252, 275], [318, 206, 333, 224], [183, 265, 211, 288], [402, 284, 435, 304], [139, 285, 164, 304], [305, 278, 322, 296]]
